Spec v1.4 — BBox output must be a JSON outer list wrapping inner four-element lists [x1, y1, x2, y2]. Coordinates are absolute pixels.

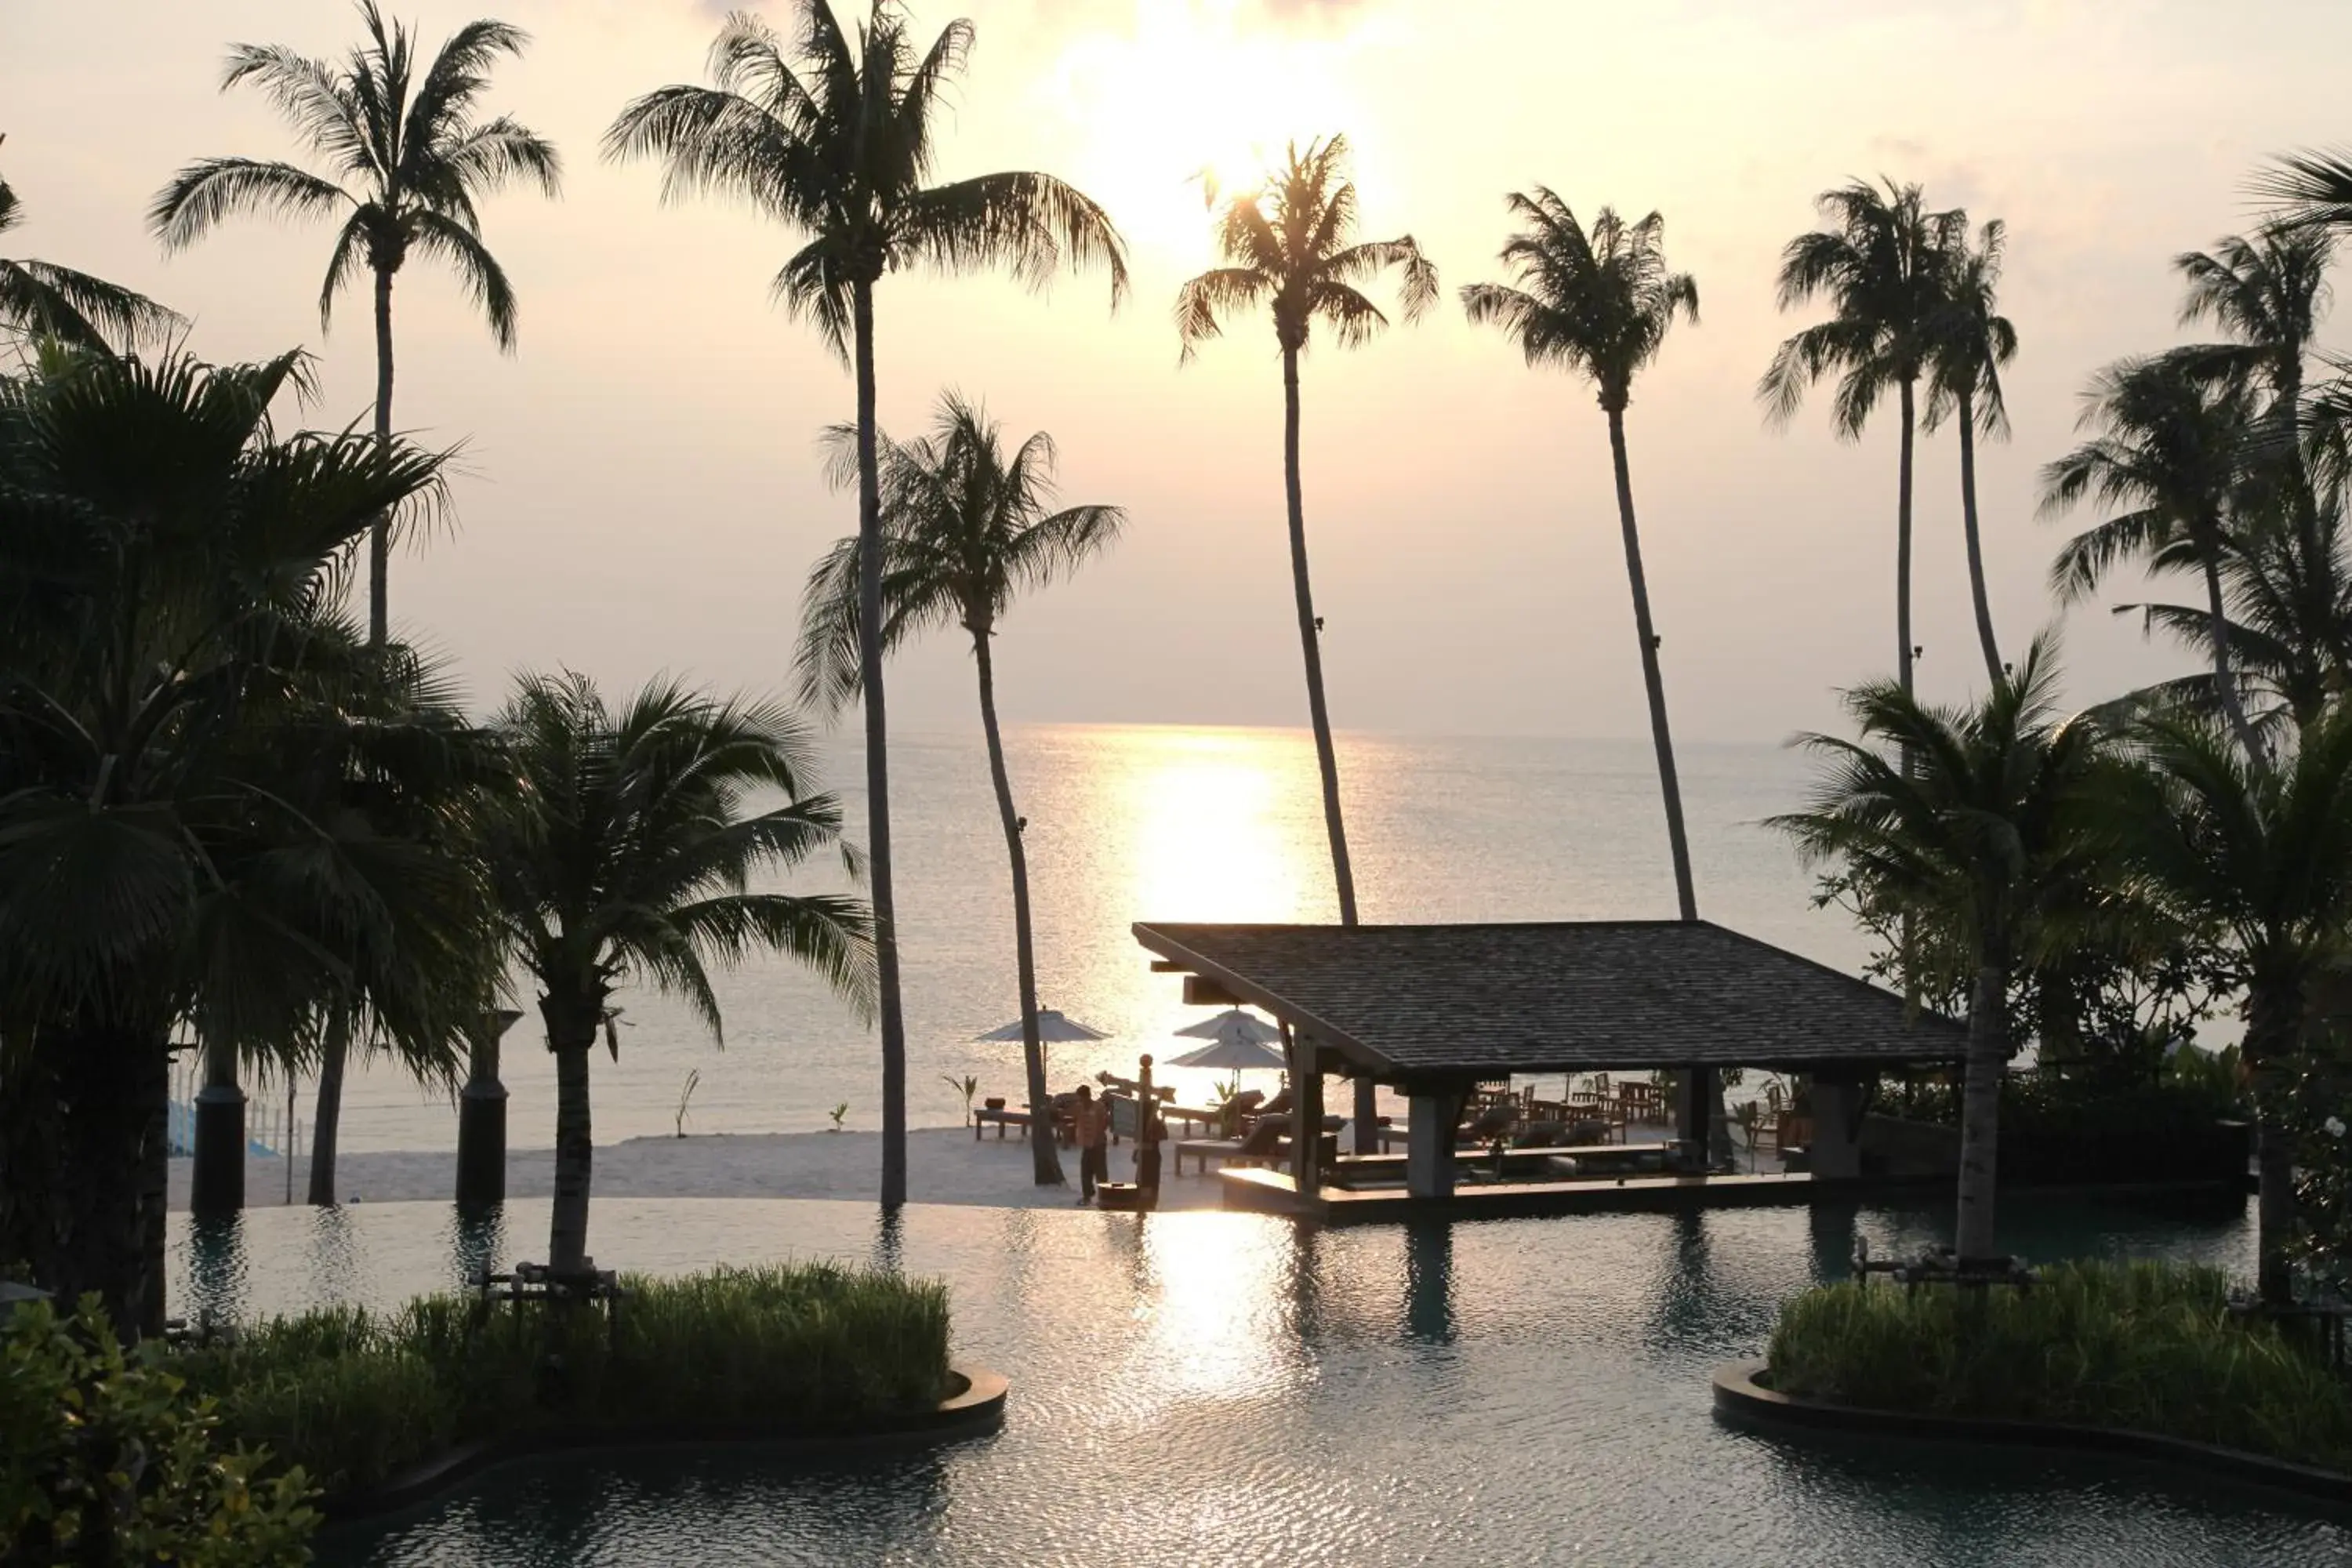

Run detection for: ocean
[[311, 725, 1862, 1163]]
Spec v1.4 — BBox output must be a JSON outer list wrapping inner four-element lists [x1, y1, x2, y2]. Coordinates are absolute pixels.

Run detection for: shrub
[[1767, 1258, 2352, 1470], [172, 1261, 955, 1497], [1, 1298, 319, 1564]]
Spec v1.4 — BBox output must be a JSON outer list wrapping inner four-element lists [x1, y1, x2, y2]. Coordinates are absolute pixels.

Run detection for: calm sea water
[[162, 1192, 2342, 1567], [318, 728, 1851, 1166]]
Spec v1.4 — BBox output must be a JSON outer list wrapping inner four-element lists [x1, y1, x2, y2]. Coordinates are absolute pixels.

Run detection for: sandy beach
[[167, 1123, 1236, 1213]]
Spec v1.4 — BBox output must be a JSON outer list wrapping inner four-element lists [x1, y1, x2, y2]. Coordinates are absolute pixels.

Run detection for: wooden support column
[[1809, 1069, 1864, 1181], [1406, 1088, 1461, 1200], [189, 1036, 246, 1218], [456, 1007, 522, 1208], [1285, 1023, 1323, 1196], [1675, 1066, 1714, 1167]]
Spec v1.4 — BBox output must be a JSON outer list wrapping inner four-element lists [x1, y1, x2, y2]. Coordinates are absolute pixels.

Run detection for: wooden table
[[973, 1107, 1033, 1140]]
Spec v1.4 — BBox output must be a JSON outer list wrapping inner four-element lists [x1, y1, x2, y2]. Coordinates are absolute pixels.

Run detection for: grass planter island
[[169, 1262, 1002, 1512], [1717, 1259, 2352, 1498]]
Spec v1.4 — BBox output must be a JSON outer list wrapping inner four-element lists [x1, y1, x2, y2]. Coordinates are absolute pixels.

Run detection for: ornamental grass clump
[[171, 1261, 955, 1497], [1767, 1258, 2352, 1470]]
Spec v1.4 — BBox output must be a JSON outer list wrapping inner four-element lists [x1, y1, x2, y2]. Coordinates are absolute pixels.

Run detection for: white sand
[[168, 1124, 1236, 1213]]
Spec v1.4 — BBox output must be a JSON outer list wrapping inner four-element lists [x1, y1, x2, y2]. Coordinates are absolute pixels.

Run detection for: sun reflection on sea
[[1120, 727, 1323, 926]]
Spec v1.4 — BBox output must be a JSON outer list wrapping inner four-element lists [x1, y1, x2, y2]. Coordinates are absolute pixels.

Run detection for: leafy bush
[[1767, 1258, 2352, 1470], [1867, 1069, 2247, 1186], [1, 1298, 319, 1564], [172, 1262, 954, 1497]]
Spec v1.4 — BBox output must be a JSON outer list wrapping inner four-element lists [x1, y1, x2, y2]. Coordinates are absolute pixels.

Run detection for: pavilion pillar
[[1808, 1072, 1864, 1181], [189, 1036, 246, 1218], [456, 1007, 523, 1208], [1406, 1090, 1461, 1200], [1675, 1067, 1715, 1169], [1286, 1025, 1324, 1196]]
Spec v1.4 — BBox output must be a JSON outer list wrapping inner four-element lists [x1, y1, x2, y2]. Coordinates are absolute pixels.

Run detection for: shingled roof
[[1132, 920, 1966, 1079]]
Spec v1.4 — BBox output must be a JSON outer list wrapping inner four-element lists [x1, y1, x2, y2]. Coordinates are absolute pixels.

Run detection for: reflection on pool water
[[169, 1193, 2346, 1566]]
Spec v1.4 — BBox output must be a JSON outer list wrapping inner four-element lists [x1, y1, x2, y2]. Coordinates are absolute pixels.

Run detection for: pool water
[[168, 1193, 2345, 1566]]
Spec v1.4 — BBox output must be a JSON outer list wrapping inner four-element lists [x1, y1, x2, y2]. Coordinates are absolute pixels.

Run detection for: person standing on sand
[[1073, 1084, 1111, 1205]]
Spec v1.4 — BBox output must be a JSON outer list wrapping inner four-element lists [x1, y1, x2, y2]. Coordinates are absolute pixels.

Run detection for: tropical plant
[[607, 1, 1126, 1206], [2108, 703, 2352, 1304], [0, 140, 179, 352], [1761, 178, 1963, 702], [2042, 352, 2267, 757], [829, 1102, 851, 1132], [477, 672, 875, 1275], [0, 349, 492, 1333], [798, 394, 1124, 1185], [674, 1068, 700, 1138], [1176, 134, 1432, 1149], [150, 0, 561, 651], [941, 1073, 978, 1127], [1772, 636, 2119, 1262], [1, 1298, 320, 1563], [1461, 193, 1700, 921], [1923, 218, 2019, 684]]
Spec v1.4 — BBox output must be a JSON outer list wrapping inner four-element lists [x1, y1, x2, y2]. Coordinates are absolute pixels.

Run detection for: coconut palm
[[798, 394, 1124, 1187], [0, 142, 178, 351], [2256, 149, 2352, 238], [2111, 705, 2352, 1304], [1174, 134, 1433, 1149], [1762, 180, 1964, 701], [150, 2, 561, 652], [0, 348, 489, 1332], [605, 2, 1125, 1206], [1461, 194, 1700, 921], [1923, 219, 2018, 685], [479, 673, 876, 1276], [1772, 635, 2117, 1264], [2042, 353, 2267, 759]]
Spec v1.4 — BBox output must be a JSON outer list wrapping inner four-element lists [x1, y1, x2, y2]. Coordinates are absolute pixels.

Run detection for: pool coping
[[1711, 1358, 2352, 1504], [319, 1362, 1009, 1522]]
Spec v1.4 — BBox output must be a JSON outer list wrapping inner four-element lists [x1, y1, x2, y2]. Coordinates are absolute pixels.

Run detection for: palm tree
[[1762, 179, 1963, 702], [0, 140, 178, 350], [480, 673, 876, 1276], [797, 394, 1124, 1187], [150, 2, 560, 652], [2111, 705, 2352, 1304], [1174, 136, 1433, 1148], [1461, 194, 1700, 922], [1772, 636, 2116, 1264], [606, 2, 1126, 1207], [1924, 219, 2019, 685], [2042, 354, 2267, 758], [0, 348, 487, 1332]]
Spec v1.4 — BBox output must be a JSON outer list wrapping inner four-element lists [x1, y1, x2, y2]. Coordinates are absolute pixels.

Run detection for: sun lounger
[[1174, 1138, 1252, 1176], [973, 1106, 1032, 1140]]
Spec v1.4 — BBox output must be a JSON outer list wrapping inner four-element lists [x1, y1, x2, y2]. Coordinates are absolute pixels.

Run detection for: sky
[[8, 0, 2351, 742]]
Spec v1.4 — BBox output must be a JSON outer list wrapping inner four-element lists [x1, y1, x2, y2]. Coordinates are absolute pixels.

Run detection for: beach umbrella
[[1165, 1032, 1288, 1074], [1174, 1007, 1281, 1045], [973, 1009, 1109, 1043]]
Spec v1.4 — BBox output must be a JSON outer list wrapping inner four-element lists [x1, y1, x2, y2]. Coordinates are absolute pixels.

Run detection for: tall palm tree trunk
[[1955, 956, 2007, 1262], [854, 278, 909, 1207], [1956, 392, 2003, 685], [2247, 988, 2298, 1306], [1605, 405, 1697, 923], [972, 630, 1065, 1186], [1896, 378, 1918, 701], [370, 263, 394, 652], [544, 996, 597, 1275], [1281, 345, 1374, 1149], [2194, 532, 2266, 762], [306, 1007, 350, 1207]]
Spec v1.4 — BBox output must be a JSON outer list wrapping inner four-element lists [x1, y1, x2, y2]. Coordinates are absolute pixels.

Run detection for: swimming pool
[[168, 1191, 2341, 1566]]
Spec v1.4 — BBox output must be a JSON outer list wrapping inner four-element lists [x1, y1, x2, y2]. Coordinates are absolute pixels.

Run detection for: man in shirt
[[1072, 1083, 1111, 1205]]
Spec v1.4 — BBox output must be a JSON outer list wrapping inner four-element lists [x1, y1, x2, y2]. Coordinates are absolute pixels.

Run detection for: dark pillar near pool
[[456, 1007, 523, 1208], [1675, 1066, 1714, 1167], [190, 1036, 246, 1217], [1406, 1087, 1461, 1200], [1287, 1025, 1324, 1197]]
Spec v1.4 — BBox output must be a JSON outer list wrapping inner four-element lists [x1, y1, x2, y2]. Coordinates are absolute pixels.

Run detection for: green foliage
[[1, 1298, 318, 1564], [1768, 1259, 2352, 1468], [171, 1263, 953, 1498]]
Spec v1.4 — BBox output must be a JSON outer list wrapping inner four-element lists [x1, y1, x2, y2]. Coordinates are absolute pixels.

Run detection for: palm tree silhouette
[[1462, 194, 1700, 923], [798, 394, 1124, 1188], [1924, 219, 2018, 685], [0, 140, 178, 350], [2042, 354, 2267, 759], [151, 2, 559, 655], [480, 674, 875, 1276], [608, 2, 1126, 1206], [1176, 136, 1433, 1150], [1762, 179, 1962, 702]]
